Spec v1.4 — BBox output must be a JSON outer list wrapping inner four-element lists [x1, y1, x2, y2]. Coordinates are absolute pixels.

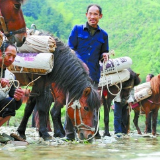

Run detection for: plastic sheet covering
[[7, 53, 54, 75]]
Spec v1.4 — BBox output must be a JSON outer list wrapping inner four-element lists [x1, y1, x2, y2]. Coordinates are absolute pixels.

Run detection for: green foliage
[[22, 0, 160, 80]]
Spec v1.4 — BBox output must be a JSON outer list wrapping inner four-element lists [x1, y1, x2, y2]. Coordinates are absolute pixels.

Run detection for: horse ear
[[136, 73, 140, 77], [83, 87, 91, 97]]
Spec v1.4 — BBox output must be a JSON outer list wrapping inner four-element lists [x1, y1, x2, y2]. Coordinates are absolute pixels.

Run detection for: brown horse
[[132, 74, 160, 135], [0, 0, 26, 46], [17, 33, 101, 141]]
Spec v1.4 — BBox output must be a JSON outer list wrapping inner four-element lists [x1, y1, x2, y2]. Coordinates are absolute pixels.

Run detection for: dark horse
[[132, 74, 160, 135], [0, 0, 26, 46], [17, 33, 101, 141], [99, 69, 141, 136]]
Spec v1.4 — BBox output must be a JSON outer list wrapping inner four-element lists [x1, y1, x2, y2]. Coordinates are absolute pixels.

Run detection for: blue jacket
[[68, 23, 109, 83]]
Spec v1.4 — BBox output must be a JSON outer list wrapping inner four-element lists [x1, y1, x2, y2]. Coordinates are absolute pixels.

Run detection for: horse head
[[67, 87, 101, 142], [0, 0, 26, 46]]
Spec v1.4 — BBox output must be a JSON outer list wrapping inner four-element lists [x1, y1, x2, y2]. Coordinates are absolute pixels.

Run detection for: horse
[[16, 33, 101, 141], [0, 0, 26, 46], [132, 74, 160, 135], [99, 68, 141, 137]]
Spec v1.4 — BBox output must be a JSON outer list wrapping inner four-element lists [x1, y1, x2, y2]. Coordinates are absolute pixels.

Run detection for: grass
[[8, 103, 160, 134]]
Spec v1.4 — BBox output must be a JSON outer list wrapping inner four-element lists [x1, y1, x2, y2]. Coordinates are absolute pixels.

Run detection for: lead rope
[[104, 59, 123, 96]]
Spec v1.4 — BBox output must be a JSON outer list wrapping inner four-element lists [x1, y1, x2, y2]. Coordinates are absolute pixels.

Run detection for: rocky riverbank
[[0, 126, 158, 152]]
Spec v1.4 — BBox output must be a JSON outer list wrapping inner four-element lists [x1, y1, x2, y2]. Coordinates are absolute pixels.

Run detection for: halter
[[66, 92, 99, 142], [0, 9, 26, 44]]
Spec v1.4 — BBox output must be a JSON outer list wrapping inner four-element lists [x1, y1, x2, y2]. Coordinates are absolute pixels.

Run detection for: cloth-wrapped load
[[134, 87, 152, 102], [17, 35, 56, 53], [7, 53, 54, 75], [100, 56, 132, 75], [98, 69, 130, 87], [134, 82, 151, 93]]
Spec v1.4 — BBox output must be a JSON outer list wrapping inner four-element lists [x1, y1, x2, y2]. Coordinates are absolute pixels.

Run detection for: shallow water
[[0, 127, 160, 160]]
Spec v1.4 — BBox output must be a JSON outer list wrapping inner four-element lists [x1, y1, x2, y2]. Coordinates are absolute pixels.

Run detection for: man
[[64, 4, 109, 141], [0, 40, 24, 127]]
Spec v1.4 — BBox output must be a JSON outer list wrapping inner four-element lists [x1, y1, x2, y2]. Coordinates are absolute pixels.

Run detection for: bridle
[[66, 92, 99, 142], [0, 8, 26, 44]]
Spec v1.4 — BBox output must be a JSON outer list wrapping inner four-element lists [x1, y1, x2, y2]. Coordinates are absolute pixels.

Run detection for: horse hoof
[[17, 131, 26, 140], [53, 133, 65, 138], [103, 133, 111, 137], [95, 133, 101, 139], [43, 136, 52, 141]]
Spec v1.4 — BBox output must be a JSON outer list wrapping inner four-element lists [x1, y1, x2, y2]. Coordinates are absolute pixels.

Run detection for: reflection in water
[[0, 136, 160, 160]]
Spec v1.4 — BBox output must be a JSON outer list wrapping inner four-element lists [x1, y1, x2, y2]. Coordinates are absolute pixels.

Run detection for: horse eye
[[84, 106, 89, 111], [14, 4, 21, 9]]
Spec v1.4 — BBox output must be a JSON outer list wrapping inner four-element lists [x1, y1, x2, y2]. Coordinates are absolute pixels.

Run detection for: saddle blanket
[[134, 82, 152, 102], [17, 35, 56, 53], [7, 53, 54, 75], [98, 69, 130, 87], [100, 56, 132, 75]]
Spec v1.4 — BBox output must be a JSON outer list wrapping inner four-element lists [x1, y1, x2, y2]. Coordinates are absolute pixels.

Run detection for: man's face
[[0, 45, 17, 68], [146, 75, 151, 82], [86, 6, 102, 28]]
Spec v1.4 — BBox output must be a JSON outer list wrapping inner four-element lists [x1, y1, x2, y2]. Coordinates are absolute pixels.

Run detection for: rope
[[104, 59, 123, 96], [0, 79, 20, 113]]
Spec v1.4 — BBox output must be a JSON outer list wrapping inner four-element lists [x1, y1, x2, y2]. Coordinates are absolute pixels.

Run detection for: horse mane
[[37, 30, 101, 110], [150, 74, 160, 94]]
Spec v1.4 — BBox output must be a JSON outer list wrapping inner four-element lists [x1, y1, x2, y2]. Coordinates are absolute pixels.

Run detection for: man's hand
[[14, 87, 25, 101], [0, 78, 10, 88], [102, 52, 110, 62]]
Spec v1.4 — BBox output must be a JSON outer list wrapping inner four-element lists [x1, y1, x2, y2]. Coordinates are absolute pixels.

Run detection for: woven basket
[[18, 35, 56, 53]]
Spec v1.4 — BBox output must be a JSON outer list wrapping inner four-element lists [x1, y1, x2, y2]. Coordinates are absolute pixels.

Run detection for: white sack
[[100, 57, 132, 75], [98, 69, 130, 87]]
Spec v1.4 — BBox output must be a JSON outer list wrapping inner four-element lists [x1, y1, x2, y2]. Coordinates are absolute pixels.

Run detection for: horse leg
[[37, 98, 52, 141], [50, 102, 65, 138], [133, 109, 142, 134], [144, 108, 150, 134], [103, 96, 111, 136], [152, 109, 159, 135], [58, 108, 65, 135], [17, 96, 36, 139], [147, 112, 152, 133]]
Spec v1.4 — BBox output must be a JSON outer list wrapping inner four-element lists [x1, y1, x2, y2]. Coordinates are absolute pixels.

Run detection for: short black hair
[[148, 74, 154, 79], [86, 4, 102, 15], [0, 41, 17, 53]]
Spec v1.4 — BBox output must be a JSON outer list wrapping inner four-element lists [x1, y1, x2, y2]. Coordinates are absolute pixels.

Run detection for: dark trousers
[[0, 97, 20, 118], [114, 102, 128, 134]]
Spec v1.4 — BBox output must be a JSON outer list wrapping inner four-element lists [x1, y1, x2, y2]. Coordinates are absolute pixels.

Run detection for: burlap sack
[[134, 87, 152, 102], [100, 56, 132, 75], [98, 69, 130, 87], [18, 35, 56, 53]]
